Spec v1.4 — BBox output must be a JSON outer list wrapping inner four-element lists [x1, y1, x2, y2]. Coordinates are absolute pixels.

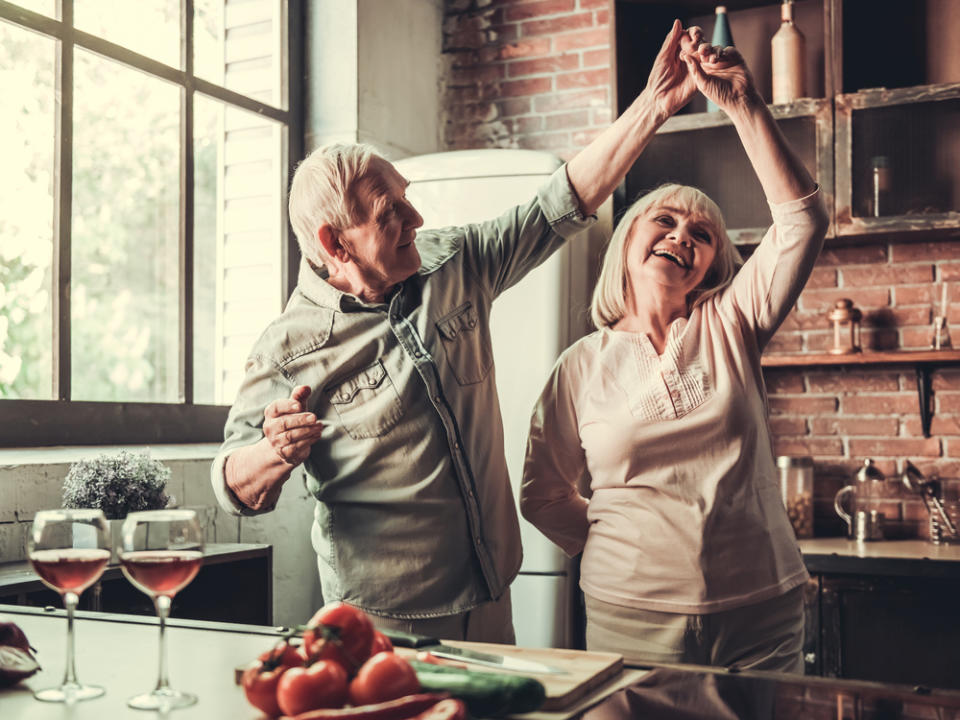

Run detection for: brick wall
[[767, 238, 960, 538], [439, 1, 959, 541], [442, 0, 612, 160]]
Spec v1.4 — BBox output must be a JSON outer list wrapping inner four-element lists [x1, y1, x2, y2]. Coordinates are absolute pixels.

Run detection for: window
[[0, 0, 303, 445]]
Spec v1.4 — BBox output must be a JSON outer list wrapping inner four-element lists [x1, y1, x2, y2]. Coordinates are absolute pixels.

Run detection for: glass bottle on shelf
[[871, 155, 891, 217], [771, 0, 805, 104], [707, 6, 734, 113], [778, 456, 814, 539]]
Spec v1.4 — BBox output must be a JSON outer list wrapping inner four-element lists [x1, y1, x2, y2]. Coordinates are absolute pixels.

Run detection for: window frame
[[0, 0, 304, 446]]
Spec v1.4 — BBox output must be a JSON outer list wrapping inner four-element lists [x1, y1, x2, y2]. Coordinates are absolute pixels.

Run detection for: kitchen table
[[0, 604, 645, 719]]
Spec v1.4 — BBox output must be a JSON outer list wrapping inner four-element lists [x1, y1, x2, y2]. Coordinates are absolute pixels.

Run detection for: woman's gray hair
[[288, 142, 381, 266], [590, 183, 743, 329]]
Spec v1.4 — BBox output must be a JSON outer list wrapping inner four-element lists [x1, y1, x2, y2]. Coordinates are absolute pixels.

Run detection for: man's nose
[[405, 202, 424, 229]]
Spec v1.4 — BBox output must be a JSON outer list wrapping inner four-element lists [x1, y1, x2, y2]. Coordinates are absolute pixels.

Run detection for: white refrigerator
[[394, 149, 609, 648]]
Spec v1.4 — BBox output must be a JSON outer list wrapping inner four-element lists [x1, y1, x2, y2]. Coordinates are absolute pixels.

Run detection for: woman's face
[[623, 203, 718, 302]]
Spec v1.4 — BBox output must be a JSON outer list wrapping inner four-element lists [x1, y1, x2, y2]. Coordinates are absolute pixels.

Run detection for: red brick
[[595, 8, 609, 25], [841, 394, 918, 415], [766, 334, 804, 353], [769, 397, 838, 415], [770, 416, 808, 435], [447, 102, 499, 124], [521, 12, 594, 37], [806, 266, 838, 289], [446, 50, 479, 69], [849, 437, 941, 458], [519, 131, 572, 150], [579, 0, 608, 8], [447, 29, 488, 50], [891, 240, 960, 262], [497, 97, 532, 117], [447, 85, 481, 103], [798, 288, 890, 313], [791, 310, 831, 331], [866, 306, 932, 327], [557, 67, 610, 90], [544, 109, 590, 130], [817, 245, 888, 266], [941, 262, 960, 281], [509, 115, 544, 134], [842, 264, 934, 287], [904, 415, 960, 436], [763, 370, 805, 393], [901, 327, 936, 349], [895, 285, 938, 306], [938, 394, 960, 413], [500, 76, 553, 97], [811, 416, 899, 436], [534, 87, 607, 113], [592, 106, 613, 124], [489, 37, 552, 60], [773, 437, 845, 457], [505, 0, 576, 22], [806, 372, 900, 393], [451, 64, 507, 85], [487, 23, 520, 44], [508, 53, 580, 77], [583, 48, 610, 67], [932, 370, 960, 391], [555, 27, 609, 52]]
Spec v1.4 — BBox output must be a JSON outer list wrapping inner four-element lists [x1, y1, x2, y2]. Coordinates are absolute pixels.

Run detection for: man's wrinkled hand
[[263, 385, 324, 467]]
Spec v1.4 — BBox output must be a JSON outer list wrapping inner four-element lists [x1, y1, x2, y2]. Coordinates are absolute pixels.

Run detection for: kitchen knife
[[384, 630, 568, 675]]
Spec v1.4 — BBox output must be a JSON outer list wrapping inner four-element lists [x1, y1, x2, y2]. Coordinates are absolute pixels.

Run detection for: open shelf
[[761, 349, 960, 368]]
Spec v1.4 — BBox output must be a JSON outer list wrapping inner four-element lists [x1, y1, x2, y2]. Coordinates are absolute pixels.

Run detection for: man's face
[[337, 157, 424, 294]]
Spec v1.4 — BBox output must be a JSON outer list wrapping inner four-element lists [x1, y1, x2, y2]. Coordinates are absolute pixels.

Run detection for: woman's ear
[[317, 224, 349, 263]]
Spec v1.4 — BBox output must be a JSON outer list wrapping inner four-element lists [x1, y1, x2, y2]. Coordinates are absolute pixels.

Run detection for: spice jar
[[778, 456, 814, 539]]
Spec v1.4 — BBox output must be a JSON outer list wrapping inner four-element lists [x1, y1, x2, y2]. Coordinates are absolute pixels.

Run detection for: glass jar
[[778, 456, 814, 538]]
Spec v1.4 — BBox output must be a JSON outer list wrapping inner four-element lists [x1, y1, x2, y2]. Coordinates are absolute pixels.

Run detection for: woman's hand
[[644, 19, 703, 124], [681, 44, 763, 115]]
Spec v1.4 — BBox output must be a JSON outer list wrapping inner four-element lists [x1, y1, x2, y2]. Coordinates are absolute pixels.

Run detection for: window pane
[[72, 49, 180, 402], [193, 94, 284, 405], [195, 0, 286, 110], [75, 0, 179, 68], [7, 1, 55, 17], [0, 21, 55, 399]]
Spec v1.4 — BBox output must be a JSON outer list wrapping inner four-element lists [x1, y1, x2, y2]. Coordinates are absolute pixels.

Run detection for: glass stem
[[62, 592, 80, 688], [153, 594, 173, 692]]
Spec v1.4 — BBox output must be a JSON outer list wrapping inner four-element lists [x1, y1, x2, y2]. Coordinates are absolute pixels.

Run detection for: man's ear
[[317, 224, 350, 263]]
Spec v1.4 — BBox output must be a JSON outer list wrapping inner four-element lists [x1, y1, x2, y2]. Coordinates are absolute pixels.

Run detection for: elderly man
[[212, 21, 703, 642]]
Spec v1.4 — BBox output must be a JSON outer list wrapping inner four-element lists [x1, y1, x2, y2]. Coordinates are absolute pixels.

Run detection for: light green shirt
[[212, 165, 593, 618]]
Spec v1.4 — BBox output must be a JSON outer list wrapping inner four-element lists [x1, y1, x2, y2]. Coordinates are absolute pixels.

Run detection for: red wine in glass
[[28, 509, 111, 703], [120, 550, 203, 597], [120, 509, 204, 711]]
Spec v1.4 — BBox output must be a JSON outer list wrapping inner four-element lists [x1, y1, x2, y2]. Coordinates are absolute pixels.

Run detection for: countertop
[[799, 538, 960, 578]]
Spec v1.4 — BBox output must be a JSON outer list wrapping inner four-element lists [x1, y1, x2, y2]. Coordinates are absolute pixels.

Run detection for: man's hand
[[644, 19, 703, 124], [681, 43, 762, 116], [263, 385, 324, 468]]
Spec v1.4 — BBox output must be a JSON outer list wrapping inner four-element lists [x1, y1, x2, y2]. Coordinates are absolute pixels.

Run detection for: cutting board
[[236, 642, 622, 712], [396, 642, 623, 711]]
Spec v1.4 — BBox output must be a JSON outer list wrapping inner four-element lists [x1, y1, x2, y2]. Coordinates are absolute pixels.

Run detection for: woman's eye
[[696, 232, 712, 244], [655, 215, 673, 226]]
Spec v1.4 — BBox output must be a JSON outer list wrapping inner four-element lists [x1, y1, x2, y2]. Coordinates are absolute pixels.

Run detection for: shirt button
[[453, 442, 460, 450], [434, 396, 442, 404]]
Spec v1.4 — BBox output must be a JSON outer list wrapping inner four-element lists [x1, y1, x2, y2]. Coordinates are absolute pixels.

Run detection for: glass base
[[127, 688, 197, 711], [34, 683, 105, 703]]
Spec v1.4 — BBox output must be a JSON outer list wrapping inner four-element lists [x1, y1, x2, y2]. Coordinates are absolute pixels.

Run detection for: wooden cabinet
[[613, 0, 960, 247], [0, 543, 273, 626]]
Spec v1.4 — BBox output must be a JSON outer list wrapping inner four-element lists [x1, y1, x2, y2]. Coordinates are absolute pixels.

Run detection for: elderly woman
[[520, 43, 829, 671]]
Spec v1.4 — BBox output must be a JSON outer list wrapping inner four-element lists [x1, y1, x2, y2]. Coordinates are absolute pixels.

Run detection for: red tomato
[[276, 660, 348, 717], [348, 652, 421, 706], [302, 602, 374, 673], [259, 641, 303, 670], [241, 661, 288, 717], [369, 630, 394, 655]]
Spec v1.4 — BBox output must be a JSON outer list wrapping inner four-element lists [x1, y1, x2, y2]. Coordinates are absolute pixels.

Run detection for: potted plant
[[62, 450, 173, 561]]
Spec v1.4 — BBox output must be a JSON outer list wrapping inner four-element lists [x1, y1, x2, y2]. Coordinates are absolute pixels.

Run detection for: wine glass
[[28, 508, 111, 702], [119, 509, 204, 710]]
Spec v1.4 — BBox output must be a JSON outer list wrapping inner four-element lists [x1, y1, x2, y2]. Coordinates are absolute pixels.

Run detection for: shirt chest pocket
[[436, 302, 492, 386], [326, 360, 403, 440]]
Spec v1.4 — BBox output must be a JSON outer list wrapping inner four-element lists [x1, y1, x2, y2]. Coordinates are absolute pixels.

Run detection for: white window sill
[[0, 444, 220, 467]]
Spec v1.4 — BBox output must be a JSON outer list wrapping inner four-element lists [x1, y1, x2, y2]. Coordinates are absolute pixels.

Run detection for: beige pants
[[367, 588, 516, 644], [585, 586, 805, 673]]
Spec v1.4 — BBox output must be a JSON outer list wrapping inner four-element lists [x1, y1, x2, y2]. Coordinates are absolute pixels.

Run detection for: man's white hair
[[288, 142, 382, 266]]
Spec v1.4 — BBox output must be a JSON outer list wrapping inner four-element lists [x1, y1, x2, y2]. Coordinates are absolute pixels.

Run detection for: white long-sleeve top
[[521, 188, 829, 614]]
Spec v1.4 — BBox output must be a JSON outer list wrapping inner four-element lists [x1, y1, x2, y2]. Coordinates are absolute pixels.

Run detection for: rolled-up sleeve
[[210, 355, 291, 516]]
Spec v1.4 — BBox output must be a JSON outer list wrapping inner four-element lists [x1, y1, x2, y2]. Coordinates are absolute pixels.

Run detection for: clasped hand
[[645, 19, 759, 121], [263, 385, 324, 467]]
